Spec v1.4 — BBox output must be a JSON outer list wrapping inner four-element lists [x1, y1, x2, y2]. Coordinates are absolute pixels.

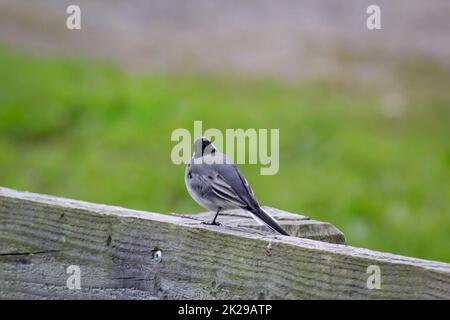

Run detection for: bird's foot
[[202, 221, 221, 226]]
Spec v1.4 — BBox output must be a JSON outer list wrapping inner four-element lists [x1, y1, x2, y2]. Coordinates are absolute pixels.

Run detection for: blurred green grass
[[0, 47, 449, 262]]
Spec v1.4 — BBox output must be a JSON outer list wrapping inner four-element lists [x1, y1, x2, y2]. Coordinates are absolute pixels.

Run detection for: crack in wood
[[0, 250, 61, 256]]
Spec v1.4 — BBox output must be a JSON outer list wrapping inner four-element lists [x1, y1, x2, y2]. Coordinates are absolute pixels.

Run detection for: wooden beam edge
[[1, 186, 449, 274]]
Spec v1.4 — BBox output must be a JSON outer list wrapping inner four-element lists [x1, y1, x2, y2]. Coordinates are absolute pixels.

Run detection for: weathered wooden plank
[[0, 186, 449, 299]]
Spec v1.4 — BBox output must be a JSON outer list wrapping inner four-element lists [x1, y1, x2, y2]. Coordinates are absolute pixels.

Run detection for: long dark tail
[[248, 206, 290, 236]]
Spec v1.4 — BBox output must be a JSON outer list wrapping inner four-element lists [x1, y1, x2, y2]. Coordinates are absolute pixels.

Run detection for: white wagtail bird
[[185, 137, 289, 236]]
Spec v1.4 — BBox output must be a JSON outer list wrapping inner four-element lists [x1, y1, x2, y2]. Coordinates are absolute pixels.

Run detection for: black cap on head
[[201, 138, 212, 151], [193, 137, 216, 158]]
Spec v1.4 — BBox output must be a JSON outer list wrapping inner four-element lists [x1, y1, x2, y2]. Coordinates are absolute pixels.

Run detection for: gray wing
[[191, 152, 258, 209], [196, 172, 248, 208], [212, 162, 260, 210], [194, 154, 289, 235], [216, 165, 289, 235]]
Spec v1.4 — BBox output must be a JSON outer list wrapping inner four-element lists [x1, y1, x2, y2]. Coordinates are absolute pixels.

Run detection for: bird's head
[[193, 137, 216, 158]]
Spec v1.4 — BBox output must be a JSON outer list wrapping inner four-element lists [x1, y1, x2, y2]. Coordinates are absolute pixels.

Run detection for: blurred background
[[0, 0, 449, 262]]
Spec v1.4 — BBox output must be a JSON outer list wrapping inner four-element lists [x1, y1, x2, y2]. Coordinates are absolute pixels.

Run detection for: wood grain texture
[[0, 186, 449, 299]]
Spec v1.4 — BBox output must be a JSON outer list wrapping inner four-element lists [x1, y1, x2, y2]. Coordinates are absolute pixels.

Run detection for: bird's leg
[[202, 208, 222, 226], [211, 208, 222, 225]]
